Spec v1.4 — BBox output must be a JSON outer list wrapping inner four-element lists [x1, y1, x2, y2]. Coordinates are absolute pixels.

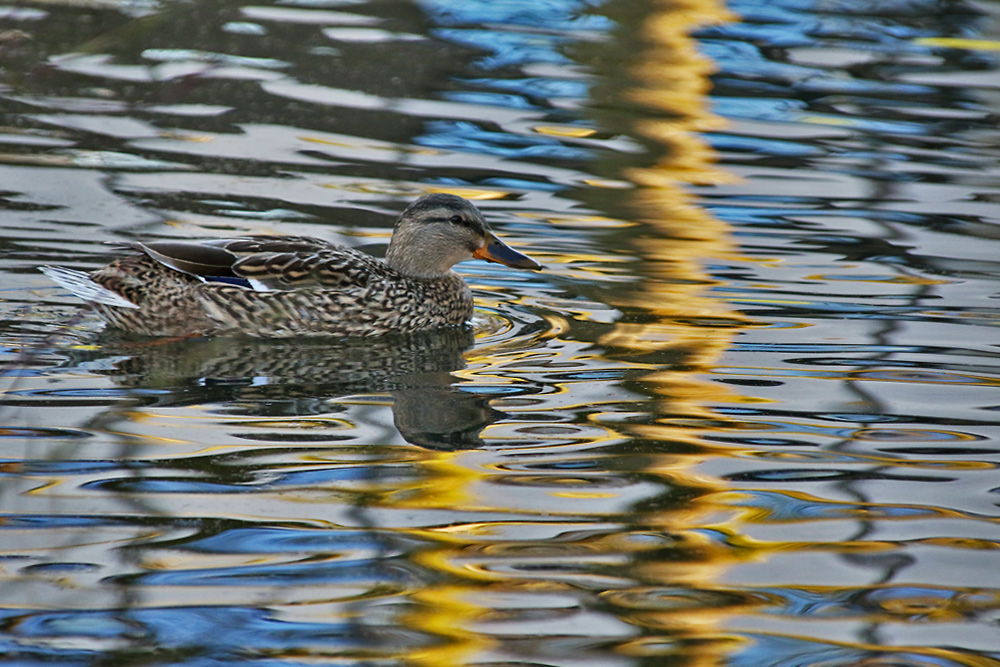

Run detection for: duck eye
[[449, 214, 464, 224]]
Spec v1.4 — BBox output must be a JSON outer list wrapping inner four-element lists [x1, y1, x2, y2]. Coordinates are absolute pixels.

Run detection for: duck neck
[[385, 226, 462, 278], [386, 252, 445, 278]]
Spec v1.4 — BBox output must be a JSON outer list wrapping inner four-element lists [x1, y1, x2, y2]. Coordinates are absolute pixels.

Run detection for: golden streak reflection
[[402, 1, 762, 665]]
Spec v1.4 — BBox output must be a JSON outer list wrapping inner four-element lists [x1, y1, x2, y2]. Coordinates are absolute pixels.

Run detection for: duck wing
[[132, 236, 389, 290]]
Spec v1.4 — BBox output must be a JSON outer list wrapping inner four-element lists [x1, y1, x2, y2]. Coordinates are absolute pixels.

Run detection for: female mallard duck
[[40, 193, 541, 338]]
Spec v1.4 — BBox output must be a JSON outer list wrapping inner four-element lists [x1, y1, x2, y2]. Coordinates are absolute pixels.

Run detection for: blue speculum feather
[[202, 275, 253, 288]]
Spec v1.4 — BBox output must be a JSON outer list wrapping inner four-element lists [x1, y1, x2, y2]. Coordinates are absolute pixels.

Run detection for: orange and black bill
[[472, 232, 542, 271]]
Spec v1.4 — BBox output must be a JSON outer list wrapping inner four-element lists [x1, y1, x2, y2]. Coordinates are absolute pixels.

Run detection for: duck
[[39, 193, 542, 338]]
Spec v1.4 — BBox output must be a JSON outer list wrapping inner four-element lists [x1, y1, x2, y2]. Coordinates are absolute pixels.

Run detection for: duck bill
[[473, 232, 542, 271]]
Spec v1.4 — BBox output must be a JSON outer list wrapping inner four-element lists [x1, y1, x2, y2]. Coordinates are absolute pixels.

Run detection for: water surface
[[2, 0, 1000, 665]]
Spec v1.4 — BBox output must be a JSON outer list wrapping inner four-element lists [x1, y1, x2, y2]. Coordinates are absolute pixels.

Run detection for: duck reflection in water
[[78, 327, 506, 451]]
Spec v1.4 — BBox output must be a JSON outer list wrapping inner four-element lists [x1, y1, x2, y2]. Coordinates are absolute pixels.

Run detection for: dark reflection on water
[[3, 0, 1000, 665], [65, 328, 502, 453]]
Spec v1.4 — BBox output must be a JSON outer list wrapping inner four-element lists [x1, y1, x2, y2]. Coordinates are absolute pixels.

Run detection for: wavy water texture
[[1, 0, 1000, 666]]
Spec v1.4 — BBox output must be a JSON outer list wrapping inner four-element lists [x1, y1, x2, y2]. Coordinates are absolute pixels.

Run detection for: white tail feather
[[39, 266, 140, 309]]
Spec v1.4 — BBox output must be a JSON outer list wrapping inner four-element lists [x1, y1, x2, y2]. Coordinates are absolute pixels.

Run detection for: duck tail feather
[[39, 266, 140, 309]]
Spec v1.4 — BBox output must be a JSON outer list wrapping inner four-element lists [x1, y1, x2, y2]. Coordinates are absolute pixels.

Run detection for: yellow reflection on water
[[405, 1, 756, 665], [573, 0, 759, 665]]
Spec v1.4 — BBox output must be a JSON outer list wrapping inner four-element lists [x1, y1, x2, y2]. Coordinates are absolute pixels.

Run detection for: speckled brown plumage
[[40, 193, 541, 338]]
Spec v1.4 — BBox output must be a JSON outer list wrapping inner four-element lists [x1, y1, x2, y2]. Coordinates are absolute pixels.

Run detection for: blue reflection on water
[[433, 29, 574, 68], [4, 606, 362, 651], [420, 0, 611, 31], [457, 76, 589, 100], [418, 120, 594, 161], [81, 465, 369, 493], [184, 527, 385, 554], [109, 558, 413, 587]]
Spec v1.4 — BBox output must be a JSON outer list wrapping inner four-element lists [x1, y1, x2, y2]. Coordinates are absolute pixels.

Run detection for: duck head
[[385, 193, 542, 278]]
